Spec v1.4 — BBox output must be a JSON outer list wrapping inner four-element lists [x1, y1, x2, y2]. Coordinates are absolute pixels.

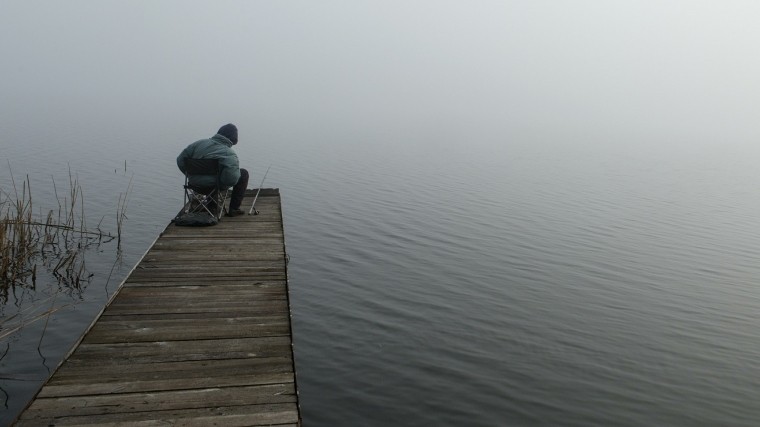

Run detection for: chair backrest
[[184, 158, 220, 176]]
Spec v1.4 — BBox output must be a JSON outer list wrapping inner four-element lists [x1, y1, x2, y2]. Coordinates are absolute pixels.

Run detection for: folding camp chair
[[182, 158, 230, 220]]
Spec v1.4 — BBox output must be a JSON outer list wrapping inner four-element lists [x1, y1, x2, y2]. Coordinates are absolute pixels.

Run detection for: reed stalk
[[115, 174, 134, 249]]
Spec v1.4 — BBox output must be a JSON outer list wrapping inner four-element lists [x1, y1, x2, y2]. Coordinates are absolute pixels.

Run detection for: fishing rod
[[248, 165, 271, 215]]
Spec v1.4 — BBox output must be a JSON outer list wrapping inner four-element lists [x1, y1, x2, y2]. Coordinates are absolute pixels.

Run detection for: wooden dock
[[15, 189, 300, 426]]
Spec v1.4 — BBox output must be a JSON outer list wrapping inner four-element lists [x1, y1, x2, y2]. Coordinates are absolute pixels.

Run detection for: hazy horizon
[[2, 1, 759, 150]]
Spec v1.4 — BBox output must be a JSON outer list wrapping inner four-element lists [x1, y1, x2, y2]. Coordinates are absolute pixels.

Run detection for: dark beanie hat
[[217, 123, 238, 144]]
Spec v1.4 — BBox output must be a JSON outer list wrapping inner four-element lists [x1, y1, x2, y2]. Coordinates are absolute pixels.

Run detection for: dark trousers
[[229, 168, 249, 210]]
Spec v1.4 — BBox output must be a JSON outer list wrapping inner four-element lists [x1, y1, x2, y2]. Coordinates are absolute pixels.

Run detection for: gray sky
[[2, 1, 760, 146]]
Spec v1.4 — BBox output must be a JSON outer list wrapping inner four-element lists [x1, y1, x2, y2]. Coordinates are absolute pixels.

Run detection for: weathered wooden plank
[[69, 336, 292, 363], [141, 254, 286, 263], [102, 301, 290, 316], [104, 302, 288, 313], [125, 275, 287, 282], [140, 253, 286, 261], [127, 269, 287, 279], [23, 383, 296, 416], [162, 232, 283, 239], [156, 228, 282, 236], [150, 240, 284, 248], [39, 372, 294, 397], [112, 298, 288, 307], [131, 264, 286, 271], [153, 230, 283, 237], [122, 279, 286, 288], [134, 264, 286, 272], [169, 219, 282, 226], [86, 318, 291, 343], [145, 246, 285, 254], [99, 310, 289, 321], [122, 281, 286, 289], [108, 293, 287, 303], [115, 284, 286, 296], [120, 280, 286, 289], [160, 228, 284, 236], [92, 313, 289, 326], [145, 244, 284, 253], [134, 267, 286, 274], [124, 274, 288, 283], [111, 291, 286, 299], [144, 249, 284, 255], [50, 356, 293, 381], [143, 252, 285, 260], [17, 404, 299, 427]]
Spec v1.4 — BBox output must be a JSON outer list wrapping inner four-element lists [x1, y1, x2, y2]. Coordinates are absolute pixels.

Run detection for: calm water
[[1, 113, 759, 426]]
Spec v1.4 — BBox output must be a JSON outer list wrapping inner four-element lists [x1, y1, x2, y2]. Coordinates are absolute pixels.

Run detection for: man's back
[[177, 134, 240, 188]]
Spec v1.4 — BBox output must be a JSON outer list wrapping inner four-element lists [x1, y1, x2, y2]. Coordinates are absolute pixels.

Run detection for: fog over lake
[[2, 1, 760, 425]]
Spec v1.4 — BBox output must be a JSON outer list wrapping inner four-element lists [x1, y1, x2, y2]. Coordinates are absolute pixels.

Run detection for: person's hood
[[211, 134, 234, 147]]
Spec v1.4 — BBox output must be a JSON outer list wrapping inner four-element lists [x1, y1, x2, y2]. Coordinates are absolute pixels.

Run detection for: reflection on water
[[1, 116, 760, 425]]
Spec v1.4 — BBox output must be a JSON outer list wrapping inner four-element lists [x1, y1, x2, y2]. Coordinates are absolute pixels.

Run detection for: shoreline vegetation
[[0, 167, 132, 340]]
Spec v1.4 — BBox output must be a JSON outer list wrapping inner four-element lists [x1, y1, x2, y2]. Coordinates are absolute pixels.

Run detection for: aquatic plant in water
[[0, 166, 133, 305]]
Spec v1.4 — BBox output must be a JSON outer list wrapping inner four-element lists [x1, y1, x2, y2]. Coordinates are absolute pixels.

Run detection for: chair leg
[[219, 190, 230, 219], [184, 187, 229, 220]]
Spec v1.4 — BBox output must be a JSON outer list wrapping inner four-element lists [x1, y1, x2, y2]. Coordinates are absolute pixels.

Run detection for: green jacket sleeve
[[218, 150, 241, 187], [177, 141, 198, 174]]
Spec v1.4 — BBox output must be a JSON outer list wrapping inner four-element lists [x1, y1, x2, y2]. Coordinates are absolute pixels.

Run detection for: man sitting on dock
[[177, 123, 250, 217]]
